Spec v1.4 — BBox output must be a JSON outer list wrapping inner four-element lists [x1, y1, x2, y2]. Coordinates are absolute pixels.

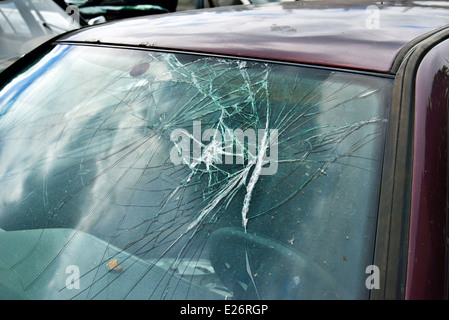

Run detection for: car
[[195, 0, 294, 9], [0, 0, 82, 72], [55, 0, 178, 23], [74, 0, 179, 13], [0, 0, 449, 301]]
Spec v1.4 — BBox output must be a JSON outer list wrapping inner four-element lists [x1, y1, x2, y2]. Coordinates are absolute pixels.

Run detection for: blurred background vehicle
[[55, 0, 177, 22], [0, 0, 82, 72], [194, 0, 295, 9], [53, 0, 297, 22]]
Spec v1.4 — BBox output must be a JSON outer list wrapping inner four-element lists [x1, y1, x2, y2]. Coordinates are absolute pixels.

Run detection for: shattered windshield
[[0, 45, 392, 300]]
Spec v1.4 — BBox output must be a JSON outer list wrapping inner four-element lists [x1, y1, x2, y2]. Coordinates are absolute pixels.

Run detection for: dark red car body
[[1, 0, 449, 300], [57, 0, 449, 73]]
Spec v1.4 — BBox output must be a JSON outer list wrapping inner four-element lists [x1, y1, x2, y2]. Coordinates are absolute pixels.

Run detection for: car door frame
[[371, 25, 449, 300]]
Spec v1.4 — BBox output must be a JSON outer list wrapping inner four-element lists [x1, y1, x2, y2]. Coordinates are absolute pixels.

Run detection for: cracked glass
[[0, 44, 392, 300]]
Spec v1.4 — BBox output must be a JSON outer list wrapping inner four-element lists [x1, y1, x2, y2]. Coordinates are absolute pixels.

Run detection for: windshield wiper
[[41, 21, 70, 33]]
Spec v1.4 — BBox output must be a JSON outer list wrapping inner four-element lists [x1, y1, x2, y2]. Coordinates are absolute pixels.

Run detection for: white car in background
[[0, 0, 81, 71]]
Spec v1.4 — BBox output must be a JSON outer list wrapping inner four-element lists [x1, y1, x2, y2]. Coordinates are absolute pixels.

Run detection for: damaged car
[[0, 0, 448, 300]]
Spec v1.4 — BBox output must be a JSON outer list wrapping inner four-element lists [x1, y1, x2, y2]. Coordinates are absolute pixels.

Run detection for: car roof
[[56, 0, 449, 74]]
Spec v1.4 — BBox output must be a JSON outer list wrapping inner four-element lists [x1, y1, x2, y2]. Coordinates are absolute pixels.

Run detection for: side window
[[408, 38, 449, 299]]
